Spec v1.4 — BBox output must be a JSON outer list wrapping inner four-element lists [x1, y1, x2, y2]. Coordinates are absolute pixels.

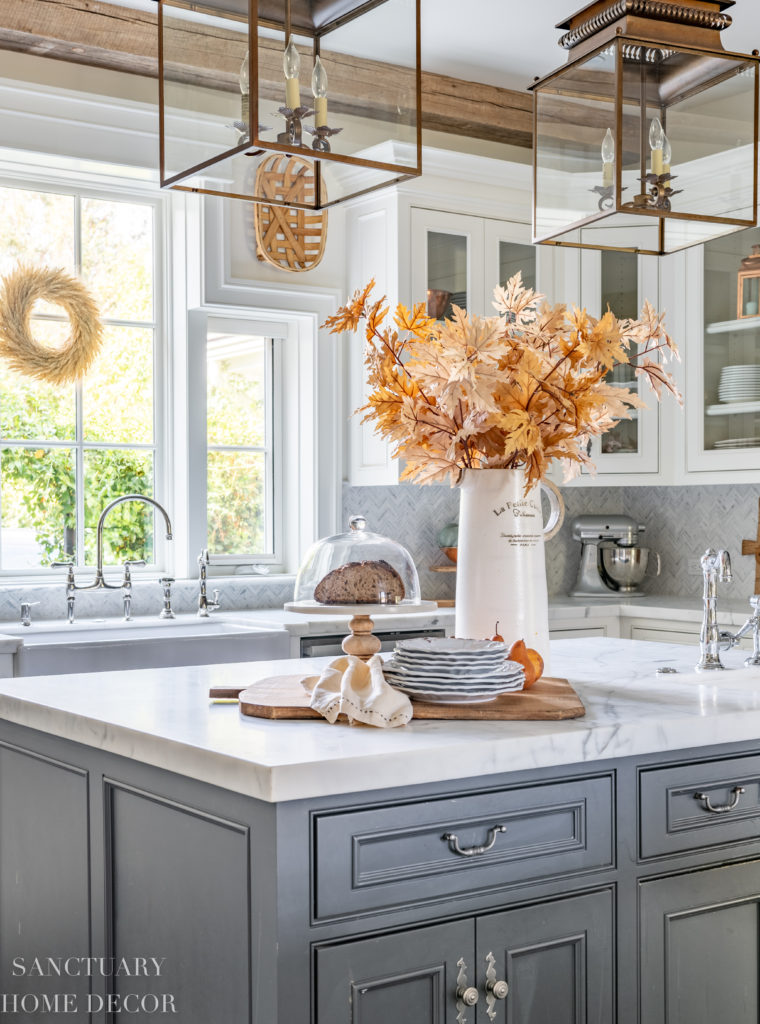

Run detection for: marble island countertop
[[2, 637, 760, 803]]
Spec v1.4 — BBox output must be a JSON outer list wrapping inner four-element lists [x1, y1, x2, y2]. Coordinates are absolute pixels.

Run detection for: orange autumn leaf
[[323, 279, 376, 334]]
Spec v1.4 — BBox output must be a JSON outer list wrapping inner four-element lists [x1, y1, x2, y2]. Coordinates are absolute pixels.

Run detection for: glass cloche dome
[[294, 515, 422, 606]]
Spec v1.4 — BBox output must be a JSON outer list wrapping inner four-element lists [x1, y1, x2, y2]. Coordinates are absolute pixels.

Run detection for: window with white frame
[[206, 323, 276, 559], [0, 182, 162, 574], [187, 311, 288, 571]]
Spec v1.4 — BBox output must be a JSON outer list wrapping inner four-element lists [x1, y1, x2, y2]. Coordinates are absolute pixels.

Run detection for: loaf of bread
[[314, 559, 405, 605]]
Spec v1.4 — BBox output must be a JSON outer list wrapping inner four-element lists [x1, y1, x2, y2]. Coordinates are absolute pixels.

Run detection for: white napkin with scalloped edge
[[301, 654, 413, 728]]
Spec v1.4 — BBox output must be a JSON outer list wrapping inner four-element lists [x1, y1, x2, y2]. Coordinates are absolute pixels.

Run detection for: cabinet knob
[[456, 986, 479, 1007], [455, 957, 479, 1012], [487, 979, 509, 1000], [485, 951, 508, 1020]]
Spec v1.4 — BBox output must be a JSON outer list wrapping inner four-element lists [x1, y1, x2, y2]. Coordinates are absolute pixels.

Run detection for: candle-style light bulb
[[601, 127, 614, 164], [284, 36, 301, 110], [601, 127, 614, 186], [662, 133, 672, 176], [239, 50, 250, 125], [649, 116, 664, 175], [312, 55, 328, 128]]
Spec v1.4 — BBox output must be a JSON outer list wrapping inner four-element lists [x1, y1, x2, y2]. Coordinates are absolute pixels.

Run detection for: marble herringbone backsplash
[[0, 482, 755, 623], [343, 482, 760, 602]]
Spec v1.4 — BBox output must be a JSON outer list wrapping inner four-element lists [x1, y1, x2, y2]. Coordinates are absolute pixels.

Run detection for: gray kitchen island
[[2, 637, 760, 1023]]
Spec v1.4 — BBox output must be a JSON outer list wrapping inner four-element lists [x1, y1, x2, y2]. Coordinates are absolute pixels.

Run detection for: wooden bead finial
[[342, 614, 382, 661]]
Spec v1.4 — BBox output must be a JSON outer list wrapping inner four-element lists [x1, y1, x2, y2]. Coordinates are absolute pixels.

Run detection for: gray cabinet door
[[476, 889, 615, 1024], [315, 919, 475, 1024], [0, 743, 91, 1009], [106, 782, 251, 1024], [641, 860, 760, 1024]]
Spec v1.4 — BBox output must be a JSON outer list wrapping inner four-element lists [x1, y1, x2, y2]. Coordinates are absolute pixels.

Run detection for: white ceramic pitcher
[[454, 468, 563, 667]]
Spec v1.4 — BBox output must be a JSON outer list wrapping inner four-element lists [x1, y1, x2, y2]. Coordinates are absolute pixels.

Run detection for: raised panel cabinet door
[[315, 919, 475, 1024], [640, 860, 760, 1024], [106, 782, 251, 1024], [0, 743, 91, 1010], [476, 888, 615, 1024]]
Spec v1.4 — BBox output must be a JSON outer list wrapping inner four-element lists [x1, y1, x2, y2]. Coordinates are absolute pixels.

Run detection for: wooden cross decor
[[742, 498, 760, 594]]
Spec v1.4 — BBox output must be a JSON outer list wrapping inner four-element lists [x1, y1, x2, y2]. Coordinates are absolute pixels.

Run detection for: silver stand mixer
[[570, 514, 661, 598]]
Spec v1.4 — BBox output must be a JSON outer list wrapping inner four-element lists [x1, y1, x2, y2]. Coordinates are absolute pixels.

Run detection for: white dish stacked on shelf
[[383, 637, 525, 704], [713, 437, 760, 449], [718, 365, 760, 404]]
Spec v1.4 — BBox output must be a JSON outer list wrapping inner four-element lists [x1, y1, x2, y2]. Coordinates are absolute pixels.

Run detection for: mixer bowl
[[601, 546, 659, 592]]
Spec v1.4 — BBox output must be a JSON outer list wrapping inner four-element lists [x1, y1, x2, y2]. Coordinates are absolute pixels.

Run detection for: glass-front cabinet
[[347, 199, 550, 487], [411, 209, 484, 316], [578, 250, 660, 475], [488, 220, 537, 297], [685, 227, 760, 472], [411, 208, 540, 319]]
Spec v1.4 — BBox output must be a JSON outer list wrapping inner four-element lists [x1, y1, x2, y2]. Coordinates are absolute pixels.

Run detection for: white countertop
[[2, 637, 760, 803], [0, 634, 22, 654], [0, 594, 747, 644], [548, 594, 755, 627]]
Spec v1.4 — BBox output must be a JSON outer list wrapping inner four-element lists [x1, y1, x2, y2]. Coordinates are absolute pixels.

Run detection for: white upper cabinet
[[574, 250, 661, 479], [343, 153, 760, 488], [410, 209, 485, 316], [344, 163, 544, 485], [345, 191, 401, 486], [683, 229, 760, 479], [409, 209, 548, 319]]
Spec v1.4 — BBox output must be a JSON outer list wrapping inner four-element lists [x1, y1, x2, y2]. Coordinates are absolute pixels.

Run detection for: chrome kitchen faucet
[[51, 494, 173, 623], [197, 550, 220, 618], [715, 595, 760, 669], [696, 548, 732, 672]]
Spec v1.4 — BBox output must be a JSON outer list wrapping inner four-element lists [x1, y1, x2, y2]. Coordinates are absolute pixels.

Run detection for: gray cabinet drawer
[[312, 775, 613, 921], [640, 754, 760, 859]]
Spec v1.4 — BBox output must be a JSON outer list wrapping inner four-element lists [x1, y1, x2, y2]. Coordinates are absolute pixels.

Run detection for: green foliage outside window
[[0, 187, 271, 572]]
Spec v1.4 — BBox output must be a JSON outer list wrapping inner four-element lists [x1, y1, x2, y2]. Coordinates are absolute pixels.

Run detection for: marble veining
[[3, 638, 760, 803]]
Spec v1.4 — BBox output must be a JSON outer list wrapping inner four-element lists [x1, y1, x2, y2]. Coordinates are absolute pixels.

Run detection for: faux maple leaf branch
[[323, 273, 681, 491]]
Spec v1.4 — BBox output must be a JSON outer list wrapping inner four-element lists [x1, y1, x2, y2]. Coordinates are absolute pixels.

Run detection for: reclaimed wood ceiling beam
[[0, 0, 533, 148]]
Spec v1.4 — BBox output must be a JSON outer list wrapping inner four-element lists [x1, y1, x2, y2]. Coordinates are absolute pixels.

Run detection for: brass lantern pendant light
[[531, 0, 760, 254], [156, 0, 422, 211]]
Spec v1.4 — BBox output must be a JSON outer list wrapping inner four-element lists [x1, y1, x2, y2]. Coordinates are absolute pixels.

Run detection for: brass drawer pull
[[694, 786, 746, 814], [442, 824, 506, 857]]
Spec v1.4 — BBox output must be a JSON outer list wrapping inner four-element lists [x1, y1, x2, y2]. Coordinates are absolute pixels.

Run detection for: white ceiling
[[420, 0, 760, 92], [108, 0, 760, 92]]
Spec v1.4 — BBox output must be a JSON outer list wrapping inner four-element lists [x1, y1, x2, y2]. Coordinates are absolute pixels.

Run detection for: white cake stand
[[284, 600, 439, 661]]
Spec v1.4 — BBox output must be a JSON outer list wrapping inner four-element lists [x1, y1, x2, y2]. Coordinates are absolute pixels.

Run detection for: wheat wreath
[[0, 265, 104, 385]]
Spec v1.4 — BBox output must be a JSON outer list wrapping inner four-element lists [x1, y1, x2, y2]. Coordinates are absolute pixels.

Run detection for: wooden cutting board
[[211, 675, 585, 721]]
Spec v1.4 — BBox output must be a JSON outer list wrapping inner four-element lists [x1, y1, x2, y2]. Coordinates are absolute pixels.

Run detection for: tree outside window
[[0, 185, 158, 572]]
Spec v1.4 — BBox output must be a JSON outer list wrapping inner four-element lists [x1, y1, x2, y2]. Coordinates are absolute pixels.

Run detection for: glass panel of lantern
[[158, 0, 421, 209], [533, 37, 758, 255]]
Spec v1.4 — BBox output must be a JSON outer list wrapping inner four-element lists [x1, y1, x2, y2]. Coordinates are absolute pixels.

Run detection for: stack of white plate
[[718, 365, 760, 404], [383, 637, 525, 704], [713, 437, 760, 449]]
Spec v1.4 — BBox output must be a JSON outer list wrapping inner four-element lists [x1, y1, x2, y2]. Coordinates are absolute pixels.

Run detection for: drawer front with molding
[[312, 775, 613, 921], [640, 755, 760, 859]]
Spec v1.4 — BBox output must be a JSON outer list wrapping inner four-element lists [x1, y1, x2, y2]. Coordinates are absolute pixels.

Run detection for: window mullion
[[75, 375, 85, 566], [74, 194, 86, 568]]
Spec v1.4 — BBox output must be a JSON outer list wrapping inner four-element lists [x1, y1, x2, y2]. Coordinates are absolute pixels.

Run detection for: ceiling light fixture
[[156, 0, 421, 210], [531, 0, 760, 254]]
